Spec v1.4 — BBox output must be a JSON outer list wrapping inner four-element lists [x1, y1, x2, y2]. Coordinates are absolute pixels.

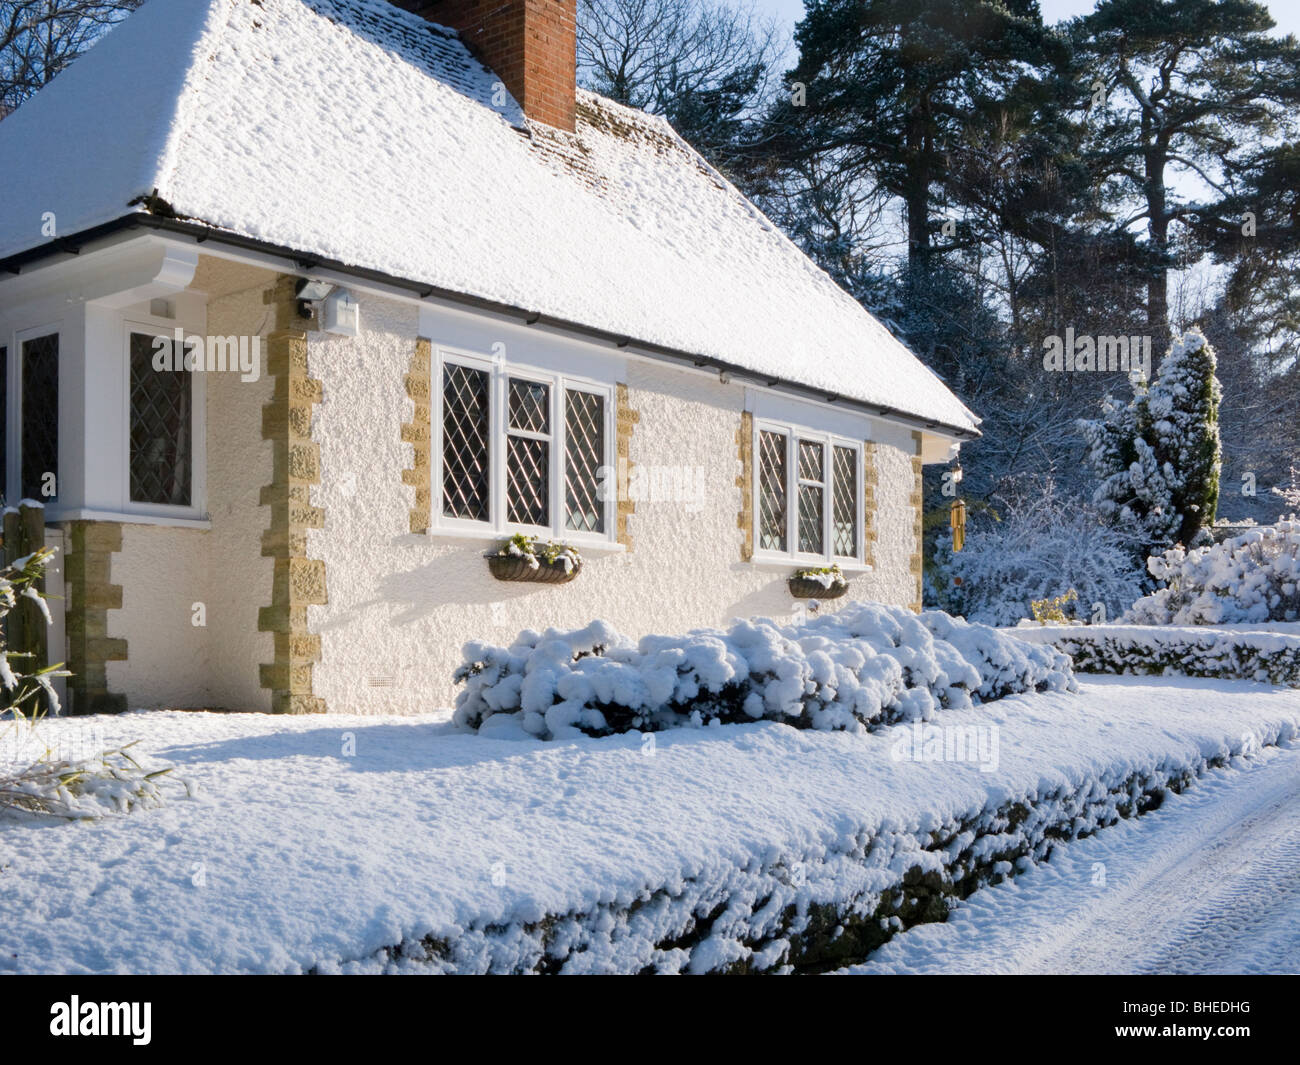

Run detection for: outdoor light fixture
[[295, 277, 335, 318]]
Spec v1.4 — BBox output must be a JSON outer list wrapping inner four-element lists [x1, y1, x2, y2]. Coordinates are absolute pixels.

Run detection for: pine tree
[[1074, 0, 1300, 340], [1080, 329, 1222, 556]]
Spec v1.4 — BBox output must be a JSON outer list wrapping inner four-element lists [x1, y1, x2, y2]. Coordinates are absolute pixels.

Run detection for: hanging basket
[[788, 575, 849, 600], [487, 554, 581, 584]]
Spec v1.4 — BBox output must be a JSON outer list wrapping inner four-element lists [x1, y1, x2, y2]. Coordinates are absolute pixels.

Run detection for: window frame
[[119, 318, 207, 522], [431, 346, 616, 546], [752, 417, 864, 568]]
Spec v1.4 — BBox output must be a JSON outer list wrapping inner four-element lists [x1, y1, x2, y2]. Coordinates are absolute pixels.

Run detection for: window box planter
[[486, 535, 582, 585], [487, 554, 582, 584], [788, 565, 849, 600]]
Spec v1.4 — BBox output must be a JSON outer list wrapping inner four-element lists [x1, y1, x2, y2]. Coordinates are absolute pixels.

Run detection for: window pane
[[798, 439, 823, 482], [565, 389, 604, 534], [507, 436, 549, 526], [508, 378, 550, 434], [21, 334, 58, 501], [442, 363, 490, 521], [832, 445, 857, 557], [798, 484, 824, 554], [129, 333, 193, 506], [758, 429, 787, 552]]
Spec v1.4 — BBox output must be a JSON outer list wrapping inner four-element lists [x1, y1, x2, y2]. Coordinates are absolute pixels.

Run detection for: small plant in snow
[[494, 533, 582, 573], [1030, 589, 1079, 624], [0, 736, 174, 820]]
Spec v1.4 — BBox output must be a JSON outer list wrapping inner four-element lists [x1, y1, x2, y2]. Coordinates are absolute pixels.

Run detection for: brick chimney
[[392, 0, 577, 131]]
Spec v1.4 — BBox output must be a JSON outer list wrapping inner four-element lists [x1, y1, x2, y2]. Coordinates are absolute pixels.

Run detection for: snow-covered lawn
[[844, 740, 1300, 974], [2, 676, 1298, 974]]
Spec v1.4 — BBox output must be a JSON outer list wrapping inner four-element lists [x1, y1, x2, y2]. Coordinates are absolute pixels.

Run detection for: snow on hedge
[[1010, 624, 1300, 686], [1126, 519, 1300, 625], [3, 679, 1297, 974], [452, 603, 1075, 739]]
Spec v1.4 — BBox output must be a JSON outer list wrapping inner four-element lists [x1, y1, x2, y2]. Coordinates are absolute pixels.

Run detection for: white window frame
[[120, 319, 207, 522], [431, 346, 616, 547], [752, 417, 864, 568]]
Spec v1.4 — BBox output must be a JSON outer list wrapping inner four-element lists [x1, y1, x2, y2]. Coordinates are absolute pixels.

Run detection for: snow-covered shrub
[[1124, 519, 1300, 624], [928, 479, 1145, 627], [1011, 625, 1300, 686], [452, 602, 1075, 739], [0, 544, 63, 714]]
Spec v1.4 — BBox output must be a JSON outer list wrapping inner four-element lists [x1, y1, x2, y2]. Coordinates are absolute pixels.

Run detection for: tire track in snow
[[850, 744, 1300, 975]]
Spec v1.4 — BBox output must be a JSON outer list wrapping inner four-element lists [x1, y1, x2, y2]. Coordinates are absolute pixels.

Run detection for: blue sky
[[759, 0, 1300, 52]]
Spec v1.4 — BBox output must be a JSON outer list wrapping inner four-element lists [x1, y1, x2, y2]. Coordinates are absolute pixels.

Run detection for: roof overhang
[[1, 214, 981, 444]]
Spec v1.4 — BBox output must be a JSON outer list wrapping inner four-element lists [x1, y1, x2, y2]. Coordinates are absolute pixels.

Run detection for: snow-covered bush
[[1125, 519, 1300, 624], [0, 543, 63, 714], [452, 602, 1075, 739], [928, 479, 1145, 627]]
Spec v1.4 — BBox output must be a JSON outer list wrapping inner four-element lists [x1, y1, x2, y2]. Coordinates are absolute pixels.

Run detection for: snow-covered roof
[[0, 0, 979, 436]]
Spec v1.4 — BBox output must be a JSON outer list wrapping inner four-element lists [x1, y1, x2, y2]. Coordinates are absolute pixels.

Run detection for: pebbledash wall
[[302, 289, 930, 715], [47, 253, 937, 715]]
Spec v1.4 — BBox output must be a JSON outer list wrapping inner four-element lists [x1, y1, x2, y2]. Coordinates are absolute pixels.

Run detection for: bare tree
[[577, 0, 781, 170], [0, 0, 141, 113]]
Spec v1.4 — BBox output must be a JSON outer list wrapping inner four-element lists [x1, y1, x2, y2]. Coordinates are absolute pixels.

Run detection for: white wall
[[107, 271, 274, 710], [306, 293, 924, 715]]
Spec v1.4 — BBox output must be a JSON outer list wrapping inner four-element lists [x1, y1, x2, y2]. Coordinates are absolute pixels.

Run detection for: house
[[0, 0, 979, 716]]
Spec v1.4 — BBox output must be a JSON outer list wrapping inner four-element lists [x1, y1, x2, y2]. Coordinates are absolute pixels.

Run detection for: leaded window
[[129, 333, 193, 507], [797, 438, 824, 555], [565, 388, 605, 534], [506, 377, 551, 526], [832, 445, 858, 557], [754, 422, 862, 564], [442, 363, 490, 520], [20, 333, 58, 501], [758, 429, 788, 552], [437, 355, 612, 539]]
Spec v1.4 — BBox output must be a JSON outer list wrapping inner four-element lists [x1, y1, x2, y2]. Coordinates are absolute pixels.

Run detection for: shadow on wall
[[316, 542, 814, 638], [314, 537, 591, 633]]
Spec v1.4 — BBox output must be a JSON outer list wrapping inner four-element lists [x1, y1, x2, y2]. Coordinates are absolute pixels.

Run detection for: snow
[[842, 739, 1300, 974], [0, 0, 977, 435], [1128, 519, 1300, 624], [453, 603, 1074, 739], [1, 676, 1297, 973]]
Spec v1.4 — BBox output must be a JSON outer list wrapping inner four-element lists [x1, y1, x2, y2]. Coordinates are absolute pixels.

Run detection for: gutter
[[0, 213, 981, 441]]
